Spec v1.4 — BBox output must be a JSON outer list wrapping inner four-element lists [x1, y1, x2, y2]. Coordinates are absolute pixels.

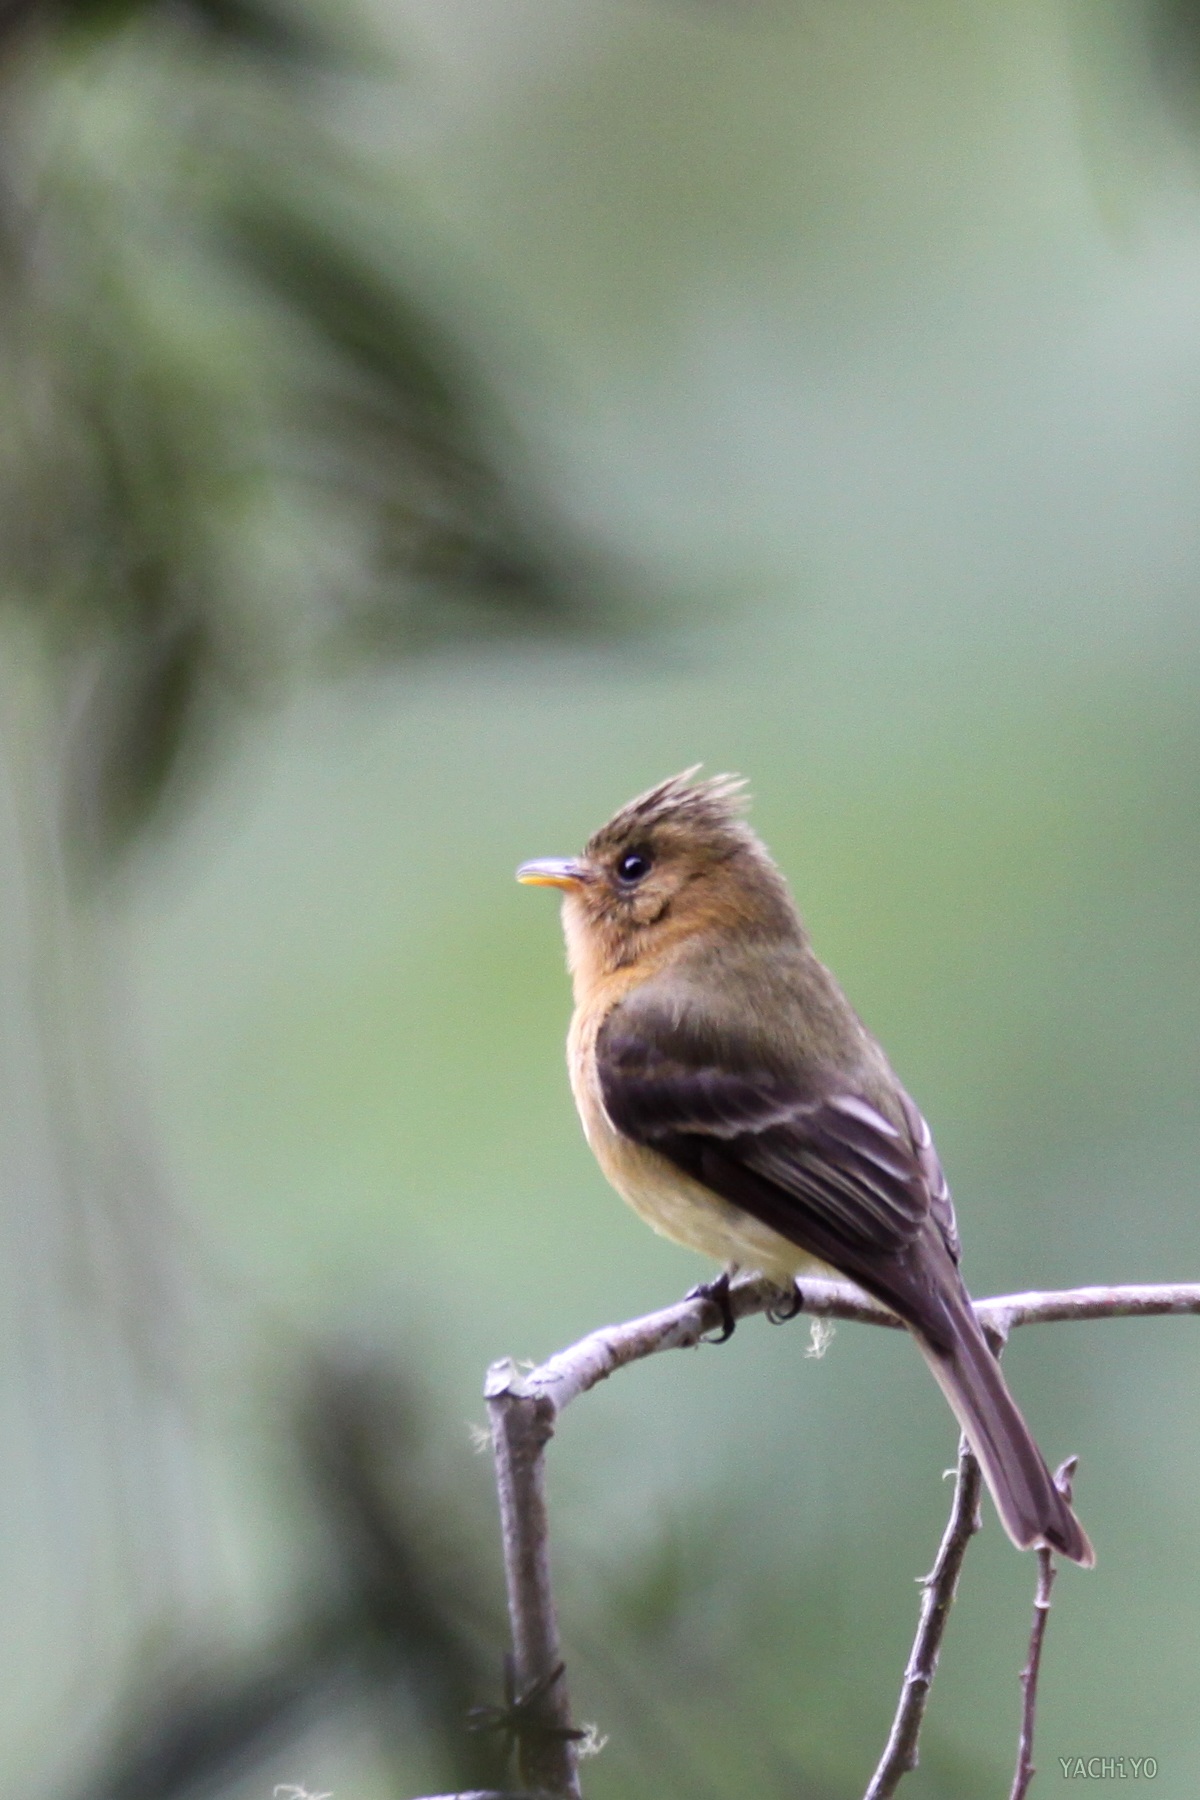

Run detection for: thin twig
[[1010, 1458, 1077, 1800], [862, 1435, 984, 1799], [500, 1280, 1200, 1427], [485, 1367, 583, 1799], [978, 1282, 1200, 1335], [484, 1279, 1200, 1800]]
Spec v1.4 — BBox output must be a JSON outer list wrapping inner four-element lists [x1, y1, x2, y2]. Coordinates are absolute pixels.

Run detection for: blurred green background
[[2, 0, 1200, 1795]]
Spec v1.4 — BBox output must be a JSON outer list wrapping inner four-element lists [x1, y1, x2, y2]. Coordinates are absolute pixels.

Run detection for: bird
[[517, 768, 1092, 1565]]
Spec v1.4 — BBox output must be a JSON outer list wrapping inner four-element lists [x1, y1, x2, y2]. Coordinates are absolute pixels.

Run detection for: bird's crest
[[585, 767, 750, 855]]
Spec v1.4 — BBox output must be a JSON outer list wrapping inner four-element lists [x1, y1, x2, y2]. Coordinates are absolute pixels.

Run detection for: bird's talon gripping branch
[[686, 1270, 737, 1343], [766, 1279, 804, 1324]]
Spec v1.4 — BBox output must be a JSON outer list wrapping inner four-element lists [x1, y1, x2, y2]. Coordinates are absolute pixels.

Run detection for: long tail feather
[[917, 1297, 1094, 1566]]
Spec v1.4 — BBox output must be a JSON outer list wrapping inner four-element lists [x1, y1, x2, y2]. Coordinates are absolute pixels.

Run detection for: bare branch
[[977, 1282, 1200, 1336], [484, 1277, 1200, 1799], [485, 1364, 583, 1799], [499, 1280, 1200, 1427], [500, 1275, 894, 1427], [862, 1436, 984, 1799], [1009, 1458, 1077, 1800]]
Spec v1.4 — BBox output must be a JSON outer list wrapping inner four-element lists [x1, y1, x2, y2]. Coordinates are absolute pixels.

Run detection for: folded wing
[[598, 992, 960, 1341], [596, 987, 1095, 1565]]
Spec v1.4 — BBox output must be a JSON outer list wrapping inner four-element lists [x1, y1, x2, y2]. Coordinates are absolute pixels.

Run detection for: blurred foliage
[[0, 0, 606, 866], [0, 1, 619, 1794], [74, 1353, 506, 1800]]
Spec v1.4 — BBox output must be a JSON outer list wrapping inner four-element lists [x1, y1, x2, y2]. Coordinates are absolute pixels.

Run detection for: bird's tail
[[916, 1295, 1094, 1567]]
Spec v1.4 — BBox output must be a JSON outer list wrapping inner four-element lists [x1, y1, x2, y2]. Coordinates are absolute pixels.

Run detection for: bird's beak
[[516, 857, 588, 891]]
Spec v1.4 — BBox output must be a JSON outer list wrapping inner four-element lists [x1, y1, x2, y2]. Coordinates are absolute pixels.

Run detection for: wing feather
[[597, 1000, 948, 1269]]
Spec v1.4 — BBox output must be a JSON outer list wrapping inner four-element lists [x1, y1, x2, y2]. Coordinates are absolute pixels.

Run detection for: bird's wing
[[597, 991, 1094, 1565], [898, 1088, 959, 1260], [597, 992, 956, 1291]]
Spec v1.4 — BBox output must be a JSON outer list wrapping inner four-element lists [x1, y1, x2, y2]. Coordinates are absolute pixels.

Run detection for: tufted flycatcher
[[517, 769, 1092, 1564]]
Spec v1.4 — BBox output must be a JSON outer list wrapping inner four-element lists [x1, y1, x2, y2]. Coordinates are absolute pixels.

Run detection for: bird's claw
[[687, 1270, 737, 1343], [767, 1280, 804, 1324]]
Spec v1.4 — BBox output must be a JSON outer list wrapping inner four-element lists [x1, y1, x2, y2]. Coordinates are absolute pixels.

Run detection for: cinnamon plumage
[[518, 769, 1092, 1565]]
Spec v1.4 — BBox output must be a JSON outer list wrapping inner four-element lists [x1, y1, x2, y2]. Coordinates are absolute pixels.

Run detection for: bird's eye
[[616, 850, 652, 885]]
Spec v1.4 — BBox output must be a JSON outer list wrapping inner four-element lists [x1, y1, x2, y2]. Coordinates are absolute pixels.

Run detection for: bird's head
[[518, 768, 798, 987]]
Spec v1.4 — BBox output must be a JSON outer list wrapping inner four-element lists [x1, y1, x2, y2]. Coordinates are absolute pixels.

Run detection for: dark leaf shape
[[62, 610, 215, 864], [226, 197, 592, 639], [70, 1643, 329, 1800], [55, 0, 334, 64], [296, 1350, 506, 1790], [66, 1350, 507, 1800]]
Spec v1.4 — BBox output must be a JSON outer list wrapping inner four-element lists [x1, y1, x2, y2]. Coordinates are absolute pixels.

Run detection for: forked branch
[[485, 1278, 1200, 1798]]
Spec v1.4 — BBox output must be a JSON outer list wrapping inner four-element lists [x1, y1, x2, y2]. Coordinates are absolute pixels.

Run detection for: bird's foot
[[766, 1280, 804, 1325], [687, 1269, 737, 1343]]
